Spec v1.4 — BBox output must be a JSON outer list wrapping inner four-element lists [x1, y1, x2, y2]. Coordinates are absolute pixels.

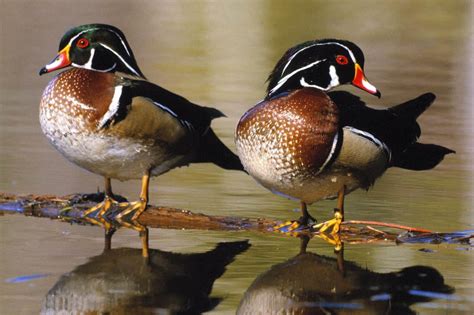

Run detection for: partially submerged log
[[0, 192, 274, 232], [1, 192, 472, 246]]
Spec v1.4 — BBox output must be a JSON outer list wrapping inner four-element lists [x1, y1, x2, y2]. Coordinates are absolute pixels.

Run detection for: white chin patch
[[299, 65, 339, 91], [83, 48, 95, 70], [328, 65, 340, 88]]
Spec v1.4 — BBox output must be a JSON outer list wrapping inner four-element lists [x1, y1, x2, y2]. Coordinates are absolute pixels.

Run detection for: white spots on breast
[[39, 69, 187, 180], [236, 91, 371, 204], [236, 101, 315, 198], [65, 95, 95, 111], [40, 72, 90, 139]]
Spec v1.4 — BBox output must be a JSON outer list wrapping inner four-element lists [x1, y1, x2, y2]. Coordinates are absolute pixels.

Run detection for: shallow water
[[0, 0, 473, 314]]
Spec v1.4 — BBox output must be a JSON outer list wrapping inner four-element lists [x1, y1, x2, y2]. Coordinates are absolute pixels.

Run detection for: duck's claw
[[81, 195, 121, 230], [274, 217, 315, 235], [58, 206, 73, 217], [317, 231, 343, 252], [313, 208, 343, 233], [114, 200, 147, 228], [115, 200, 149, 258]]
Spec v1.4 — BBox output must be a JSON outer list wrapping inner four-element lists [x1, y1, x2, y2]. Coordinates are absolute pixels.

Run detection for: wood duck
[[237, 237, 452, 314], [39, 24, 243, 257], [235, 39, 454, 235], [42, 241, 250, 314]]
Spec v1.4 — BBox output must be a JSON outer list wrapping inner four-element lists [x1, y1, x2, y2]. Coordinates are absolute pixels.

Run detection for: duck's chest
[[39, 69, 183, 179], [236, 89, 340, 187], [40, 68, 116, 135], [235, 89, 389, 203], [39, 69, 123, 161]]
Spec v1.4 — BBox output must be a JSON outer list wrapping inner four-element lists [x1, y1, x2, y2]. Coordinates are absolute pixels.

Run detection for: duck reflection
[[238, 237, 453, 314], [42, 240, 250, 315]]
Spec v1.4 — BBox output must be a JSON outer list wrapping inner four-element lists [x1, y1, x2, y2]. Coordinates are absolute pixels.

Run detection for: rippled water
[[1, 0, 473, 314]]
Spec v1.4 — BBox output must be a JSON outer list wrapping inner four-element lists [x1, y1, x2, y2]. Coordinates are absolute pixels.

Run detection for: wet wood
[[1, 192, 471, 245], [0, 192, 275, 232]]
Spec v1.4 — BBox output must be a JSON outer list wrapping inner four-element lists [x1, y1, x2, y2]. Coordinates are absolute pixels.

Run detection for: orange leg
[[314, 185, 346, 234], [82, 177, 118, 250], [115, 171, 150, 258]]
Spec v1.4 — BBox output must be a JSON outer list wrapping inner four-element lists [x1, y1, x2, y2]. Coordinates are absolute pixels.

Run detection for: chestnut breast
[[40, 68, 116, 132], [236, 88, 339, 185]]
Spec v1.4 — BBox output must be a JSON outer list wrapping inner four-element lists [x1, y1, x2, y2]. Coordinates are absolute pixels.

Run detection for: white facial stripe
[[345, 126, 392, 162], [98, 85, 123, 128], [72, 61, 116, 72], [67, 27, 131, 58], [281, 41, 357, 77], [317, 42, 356, 63], [109, 29, 131, 56], [281, 43, 319, 75], [67, 30, 89, 47], [317, 132, 340, 174], [99, 43, 140, 76], [66, 27, 101, 47], [270, 59, 325, 95]]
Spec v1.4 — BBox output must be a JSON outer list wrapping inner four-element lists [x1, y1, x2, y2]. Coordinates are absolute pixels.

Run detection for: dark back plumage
[[328, 91, 455, 170]]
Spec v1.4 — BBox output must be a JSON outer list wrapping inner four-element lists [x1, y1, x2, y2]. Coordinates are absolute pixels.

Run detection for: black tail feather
[[195, 128, 245, 172], [388, 92, 435, 120], [392, 143, 455, 170]]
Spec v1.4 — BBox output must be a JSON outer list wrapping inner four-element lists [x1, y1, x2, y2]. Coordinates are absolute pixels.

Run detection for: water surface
[[1, 0, 473, 314]]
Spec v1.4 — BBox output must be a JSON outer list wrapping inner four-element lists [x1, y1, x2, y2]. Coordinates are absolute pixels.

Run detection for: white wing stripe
[[344, 126, 392, 162], [151, 100, 178, 118]]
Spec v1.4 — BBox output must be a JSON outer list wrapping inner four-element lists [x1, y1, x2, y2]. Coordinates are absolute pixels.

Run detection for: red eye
[[76, 38, 89, 49], [336, 55, 349, 65]]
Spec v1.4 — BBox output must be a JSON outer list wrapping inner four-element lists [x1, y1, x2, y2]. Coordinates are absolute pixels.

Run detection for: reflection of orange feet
[[115, 199, 149, 258], [317, 231, 343, 252], [81, 195, 124, 231], [114, 200, 147, 224]]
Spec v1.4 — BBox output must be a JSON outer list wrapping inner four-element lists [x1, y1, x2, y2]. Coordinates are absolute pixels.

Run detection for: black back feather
[[126, 79, 225, 135], [328, 91, 454, 169], [118, 78, 244, 171]]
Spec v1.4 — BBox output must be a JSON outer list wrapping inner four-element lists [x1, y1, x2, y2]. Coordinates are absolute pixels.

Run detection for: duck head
[[266, 39, 380, 98], [39, 24, 145, 78]]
